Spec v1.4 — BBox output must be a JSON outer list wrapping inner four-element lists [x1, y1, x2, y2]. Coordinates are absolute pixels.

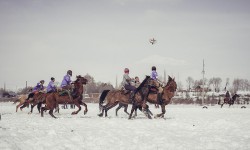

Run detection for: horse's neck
[[75, 84, 84, 94]]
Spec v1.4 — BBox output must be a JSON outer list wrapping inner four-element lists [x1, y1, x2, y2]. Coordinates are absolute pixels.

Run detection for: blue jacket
[[61, 74, 71, 87], [33, 83, 44, 92], [47, 81, 56, 92]]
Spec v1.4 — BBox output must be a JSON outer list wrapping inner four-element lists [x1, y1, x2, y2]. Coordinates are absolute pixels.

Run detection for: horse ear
[[173, 77, 175, 80], [168, 75, 172, 81]]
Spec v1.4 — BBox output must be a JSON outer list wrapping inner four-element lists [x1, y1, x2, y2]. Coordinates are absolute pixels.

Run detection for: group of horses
[[15, 75, 89, 118], [14, 75, 178, 119], [14, 74, 240, 119]]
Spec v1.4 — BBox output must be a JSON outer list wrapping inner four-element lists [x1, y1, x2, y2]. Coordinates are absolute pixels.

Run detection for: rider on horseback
[[151, 66, 164, 104], [26, 80, 45, 101], [47, 77, 57, 93], [61, 70, 72, 90], [122, 68, 137, 104], [60, 70, 74, 100]]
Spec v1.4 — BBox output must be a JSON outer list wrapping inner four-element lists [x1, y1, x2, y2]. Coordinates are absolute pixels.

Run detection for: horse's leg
[[221, 103, 224, 108], [41, 106, 47, 117], [28, 104, 35, 114], [128, 105, 136, 119], [49, 109, 57, 119], [72, 103, 81, 115], [156, 104, 166, 118], [16, 103, 22, 112], [123, 104, 130, 115], [104, 101, 119, 117], [37, 102, 42, 113], [98, 105, 105, 117], [20, 102, 27, 110], [115, 103, 123, 116], [133, 107, 138, 118], [80, 102, 88, 115]]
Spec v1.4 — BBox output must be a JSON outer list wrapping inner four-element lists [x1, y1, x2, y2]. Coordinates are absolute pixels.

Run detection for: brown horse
[[98, 75, 154, 119], [144, 76, 177, 118], [19, 92, 47, 114], [41, 75, 88, 118]]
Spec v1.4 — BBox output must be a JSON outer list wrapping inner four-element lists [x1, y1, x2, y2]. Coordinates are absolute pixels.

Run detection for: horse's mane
[[136, 75, 150, 91], [164, 76, 173, 87]]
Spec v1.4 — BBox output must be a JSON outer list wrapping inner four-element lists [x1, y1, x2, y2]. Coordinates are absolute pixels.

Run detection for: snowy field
[[0, 102, 250, 150]]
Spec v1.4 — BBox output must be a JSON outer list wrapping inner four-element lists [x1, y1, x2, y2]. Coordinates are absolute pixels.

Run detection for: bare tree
[[209, 77, 222, 92], [186, 76, 194, 91], [232, 78, 241, 93]]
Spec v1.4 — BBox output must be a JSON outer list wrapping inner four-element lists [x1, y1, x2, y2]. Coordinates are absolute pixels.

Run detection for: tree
[[232, 78, 241, 93], [209, 77, 222, 92], [186, 76, 194, 91]]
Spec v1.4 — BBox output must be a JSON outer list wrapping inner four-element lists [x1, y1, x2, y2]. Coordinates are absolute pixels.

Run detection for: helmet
[[152, 66, 156, 71], [51, 77, 55, 81], [40, 80, 45, 84], [124, 68, 129, 73], [67, 70, 72, 76]]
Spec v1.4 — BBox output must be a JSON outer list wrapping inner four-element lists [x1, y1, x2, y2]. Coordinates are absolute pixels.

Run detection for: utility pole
[[164, 70, 166, 83], [202, 59, 205, 106], [4, 82, 6, 92], [115, 75, 118, 89]]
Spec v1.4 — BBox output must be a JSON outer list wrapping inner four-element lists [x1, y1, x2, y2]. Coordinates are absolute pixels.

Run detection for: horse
[[41, 75, 88, 118], [98, 75, 154, 119], [14, 94, 28, 112], [221, 94, 240, 108], [141, 76, 177, 118], [18, 91, 47, 114]]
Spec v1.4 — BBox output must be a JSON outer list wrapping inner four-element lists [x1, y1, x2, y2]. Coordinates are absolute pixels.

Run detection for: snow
[[1, 102, 250, 150]]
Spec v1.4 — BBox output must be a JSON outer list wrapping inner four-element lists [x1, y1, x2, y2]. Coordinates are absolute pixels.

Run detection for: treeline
[[178, 77, 250, 93]]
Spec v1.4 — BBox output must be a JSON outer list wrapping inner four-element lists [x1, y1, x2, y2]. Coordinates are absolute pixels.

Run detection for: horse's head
[[136, 75, 155, 95], [232, 93, 240, 99], [76, 75, 88, 85], [164, 76, 177, 93]]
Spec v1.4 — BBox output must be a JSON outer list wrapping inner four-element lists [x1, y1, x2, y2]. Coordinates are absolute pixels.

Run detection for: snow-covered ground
[[0, 102, 250, 150]]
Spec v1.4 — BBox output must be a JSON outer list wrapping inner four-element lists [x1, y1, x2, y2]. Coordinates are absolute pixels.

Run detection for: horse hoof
[[98, 113, 103, 117], [84, 111, 87, 115]]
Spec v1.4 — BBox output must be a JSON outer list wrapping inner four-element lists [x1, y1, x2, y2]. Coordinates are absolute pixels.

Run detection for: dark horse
[[41, 75, 88, 118], [98, 76, 154, 119], [136, 76, 177, 118], [221, 94, 240, 108]]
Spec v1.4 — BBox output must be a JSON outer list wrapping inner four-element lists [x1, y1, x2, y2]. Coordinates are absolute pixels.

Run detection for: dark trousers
[[124, 85, 136, 92], [26, 93, 35, 100]]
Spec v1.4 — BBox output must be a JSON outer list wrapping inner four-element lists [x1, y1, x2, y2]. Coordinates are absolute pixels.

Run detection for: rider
[[133, 76, 141, 88], [60, 70, 74, 102], [122, 68, 137, 103], [225, 91, 231, 102], [151, 66, 163, 103], [61, 70, 72, 90], [26, 80, 45, 101], [47, 77, 57, 93]]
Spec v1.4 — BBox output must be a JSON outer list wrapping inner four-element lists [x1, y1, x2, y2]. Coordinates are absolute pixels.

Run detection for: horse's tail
[[99, 90, 110, 111]]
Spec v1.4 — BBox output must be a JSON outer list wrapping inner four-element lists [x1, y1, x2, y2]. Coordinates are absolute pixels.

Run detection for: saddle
[[59, 90, 68, 96], [149, 86, 158, 94]]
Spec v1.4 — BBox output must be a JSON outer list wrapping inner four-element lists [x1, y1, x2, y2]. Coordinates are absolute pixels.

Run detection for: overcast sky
[[0, 0, 250, 91]]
